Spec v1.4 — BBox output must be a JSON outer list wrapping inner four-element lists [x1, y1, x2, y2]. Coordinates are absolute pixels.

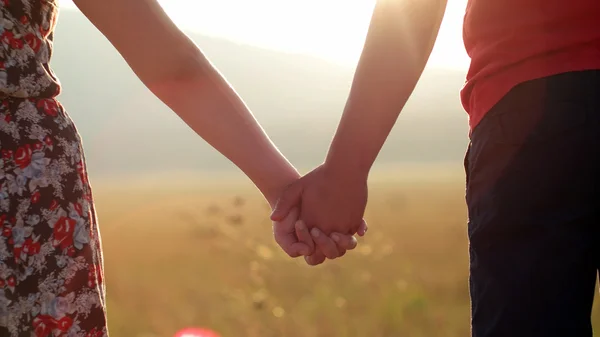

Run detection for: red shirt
[[461, 0, 600, 131]]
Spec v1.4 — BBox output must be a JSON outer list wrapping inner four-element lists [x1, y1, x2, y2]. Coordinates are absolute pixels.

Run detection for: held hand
[[294, 221, 363, 266], [272, 207, 362, 262], [273, 207, 313, 258], [271, 164, 369, 266], [271, 164, 369, 236], [300, 227, 364, 266]]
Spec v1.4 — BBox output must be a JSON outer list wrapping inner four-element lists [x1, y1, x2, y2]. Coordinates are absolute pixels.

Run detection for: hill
[[51, 9, 469, 179]]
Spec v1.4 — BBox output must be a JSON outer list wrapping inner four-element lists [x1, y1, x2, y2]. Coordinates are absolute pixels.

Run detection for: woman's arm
[[72, 0, 297, 206]]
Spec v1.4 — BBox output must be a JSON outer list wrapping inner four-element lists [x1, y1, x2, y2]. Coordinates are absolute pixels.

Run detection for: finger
[[270, 182, 303, 221], [273, 208, 311, 257], [295, 220, 315, 255], [286, 242, 311, 258], [331, 232, 358, 251], [304, 252, 326, 266], [310, 228, 339, 259], [274, 224, 311, 257], [357, 219, 368, 237]]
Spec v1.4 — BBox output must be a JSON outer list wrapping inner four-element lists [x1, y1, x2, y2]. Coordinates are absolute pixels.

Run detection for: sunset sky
[[61, 0, 470, 69]]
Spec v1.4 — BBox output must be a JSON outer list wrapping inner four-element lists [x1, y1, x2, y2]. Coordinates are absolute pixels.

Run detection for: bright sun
[[63, 0, 470, 69], [158, 0, 376, 65]]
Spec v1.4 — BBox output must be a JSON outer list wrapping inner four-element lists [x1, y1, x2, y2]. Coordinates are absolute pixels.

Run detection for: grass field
[[91, 172, 600, 337]]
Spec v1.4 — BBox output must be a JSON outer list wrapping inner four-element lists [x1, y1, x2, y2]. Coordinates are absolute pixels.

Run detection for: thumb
[[270, 181, 303, 221]]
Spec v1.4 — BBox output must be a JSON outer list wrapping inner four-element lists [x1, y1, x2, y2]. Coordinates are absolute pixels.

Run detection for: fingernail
[[331, 233, 340, 242], [296, 221, 306, 231], [310, 228, 320, 238]]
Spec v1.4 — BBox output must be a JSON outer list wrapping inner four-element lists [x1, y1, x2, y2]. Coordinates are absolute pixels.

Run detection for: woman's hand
[[273, 207, 313, 258]]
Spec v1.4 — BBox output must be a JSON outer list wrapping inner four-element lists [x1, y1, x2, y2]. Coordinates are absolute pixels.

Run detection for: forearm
[[142, 48, 299, 207], [73, 0, 299, 207], [325, 0, 447, 177]]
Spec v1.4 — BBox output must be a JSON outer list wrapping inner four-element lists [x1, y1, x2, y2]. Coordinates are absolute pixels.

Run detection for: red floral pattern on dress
[[0, 1, 108, 336], [0, 0, 61, 99]]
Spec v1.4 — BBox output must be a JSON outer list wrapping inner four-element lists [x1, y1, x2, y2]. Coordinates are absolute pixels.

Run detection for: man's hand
[[271, 164, 369, 264], [273, 206, 360, 261]]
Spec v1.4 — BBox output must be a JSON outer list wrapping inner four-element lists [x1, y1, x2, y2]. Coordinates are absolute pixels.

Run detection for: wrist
[[255, 166, 301, 209], [324, 109, 375, 181], [323, 153, 371, 182]]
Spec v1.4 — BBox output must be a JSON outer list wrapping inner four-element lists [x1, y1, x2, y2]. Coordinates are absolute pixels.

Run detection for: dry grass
[[91, 175, 600, 337]]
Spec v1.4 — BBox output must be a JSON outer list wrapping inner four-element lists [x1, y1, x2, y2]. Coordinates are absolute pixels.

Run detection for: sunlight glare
[[158, 0, 375, 66], [61, 0, 470, 69]]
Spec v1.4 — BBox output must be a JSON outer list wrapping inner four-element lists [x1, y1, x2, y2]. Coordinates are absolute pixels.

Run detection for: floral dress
[[0, 1, 108, 336]]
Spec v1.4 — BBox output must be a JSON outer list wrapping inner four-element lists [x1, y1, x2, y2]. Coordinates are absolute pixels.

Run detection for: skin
[[271, 0, 449, 265], [71, 0, 357, 261]]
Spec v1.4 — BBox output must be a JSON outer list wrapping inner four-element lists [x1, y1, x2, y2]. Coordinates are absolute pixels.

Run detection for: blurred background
[[51, 1, 600, 336]]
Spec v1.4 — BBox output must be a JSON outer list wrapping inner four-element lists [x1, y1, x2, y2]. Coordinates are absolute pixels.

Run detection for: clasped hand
[[270, 164, 368, 266]]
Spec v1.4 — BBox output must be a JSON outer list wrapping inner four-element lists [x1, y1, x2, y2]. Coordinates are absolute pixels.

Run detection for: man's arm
[[325, 0, 448, 178], [271, 0, 448, 265]]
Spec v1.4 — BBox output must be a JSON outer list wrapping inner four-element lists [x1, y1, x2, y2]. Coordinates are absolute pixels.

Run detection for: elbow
[[155, 46, 212, 84], [140, 45, 215, 97]]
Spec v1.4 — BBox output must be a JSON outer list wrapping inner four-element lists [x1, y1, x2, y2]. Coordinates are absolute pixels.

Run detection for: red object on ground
[[174, 328, 221, 337]]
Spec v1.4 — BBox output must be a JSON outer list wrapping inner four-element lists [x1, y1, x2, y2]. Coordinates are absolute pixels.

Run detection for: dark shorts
[[465, 70, 600, 337]]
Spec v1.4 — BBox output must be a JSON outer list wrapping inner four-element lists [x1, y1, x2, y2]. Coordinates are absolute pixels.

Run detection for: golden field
[[91, 171, 600, 337]]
